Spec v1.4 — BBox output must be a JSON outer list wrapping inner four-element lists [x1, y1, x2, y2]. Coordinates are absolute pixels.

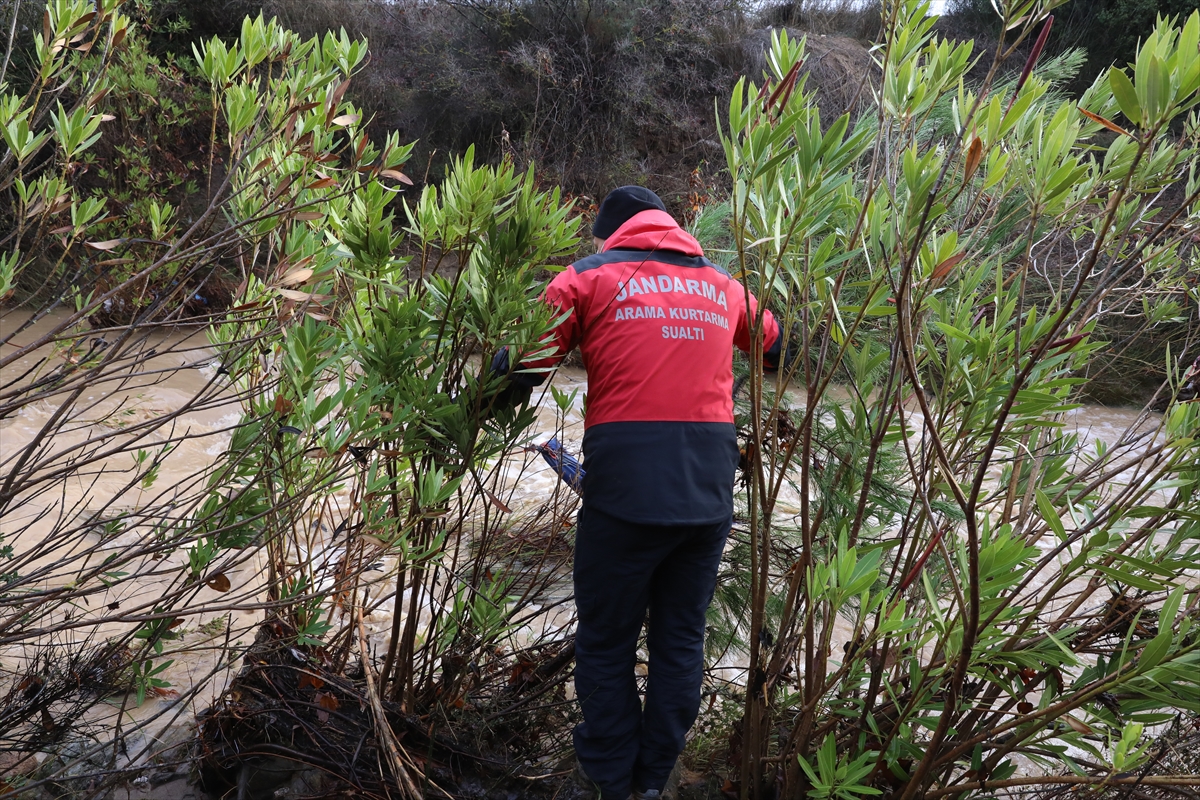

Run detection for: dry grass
[[741, 26, 879, 120]]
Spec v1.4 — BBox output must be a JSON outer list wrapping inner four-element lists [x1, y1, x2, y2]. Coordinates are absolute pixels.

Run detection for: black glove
[[482, 347, 546, 416], [764, 321, 797, 373]]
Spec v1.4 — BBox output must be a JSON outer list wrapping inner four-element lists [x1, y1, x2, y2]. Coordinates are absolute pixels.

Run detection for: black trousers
[[572, 505, 731, 800]]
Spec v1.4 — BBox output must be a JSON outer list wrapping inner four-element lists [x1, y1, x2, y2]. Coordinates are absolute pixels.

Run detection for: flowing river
[[0, 308, 1165, 789]]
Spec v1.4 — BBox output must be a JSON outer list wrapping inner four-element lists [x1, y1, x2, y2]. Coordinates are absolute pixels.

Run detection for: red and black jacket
[[517, 210, 781, 525]]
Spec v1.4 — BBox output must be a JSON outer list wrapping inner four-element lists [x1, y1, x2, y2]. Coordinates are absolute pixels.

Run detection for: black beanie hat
[[592, 186, 667, 240]]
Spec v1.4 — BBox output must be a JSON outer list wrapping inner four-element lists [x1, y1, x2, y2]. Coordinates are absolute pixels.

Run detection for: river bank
[[2, 305, 1173, 798]]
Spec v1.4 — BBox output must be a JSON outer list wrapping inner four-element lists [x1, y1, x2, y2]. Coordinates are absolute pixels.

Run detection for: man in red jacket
[[500, 187, 781, 800]]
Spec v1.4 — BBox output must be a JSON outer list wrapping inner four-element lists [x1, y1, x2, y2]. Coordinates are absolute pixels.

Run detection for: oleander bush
[[3, 0, 1200, 798], [1, 5, 581, 796], [721, 3, 1200, 797]]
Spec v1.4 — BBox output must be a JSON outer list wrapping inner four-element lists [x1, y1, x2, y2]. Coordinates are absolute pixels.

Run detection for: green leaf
[[1109, 67, 1142, 127], [932, 322, 977, 344], [1107, 552, 1180, 580], [1036, 489, 1066, 540], [1142, 55, 1170, 126], [1092, 565, 1164, 592], [1138, 626, 1171, 673], [1160, 585, 1184, 629]]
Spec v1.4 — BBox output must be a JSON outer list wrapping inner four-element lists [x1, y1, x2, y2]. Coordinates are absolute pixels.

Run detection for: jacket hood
[[602, 210, 703, 256]]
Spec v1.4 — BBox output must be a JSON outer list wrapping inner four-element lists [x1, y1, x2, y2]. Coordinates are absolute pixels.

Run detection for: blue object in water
[[535, 437, 585, 493]]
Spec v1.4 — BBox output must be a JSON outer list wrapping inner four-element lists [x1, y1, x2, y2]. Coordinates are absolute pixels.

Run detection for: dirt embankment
[[741, 28, 878, 122]]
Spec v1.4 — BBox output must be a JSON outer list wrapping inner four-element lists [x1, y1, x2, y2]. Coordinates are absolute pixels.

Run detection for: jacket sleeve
[[488, 268, 583, 405], [518, 268, 584, 376], [733, 283, 784, 370]]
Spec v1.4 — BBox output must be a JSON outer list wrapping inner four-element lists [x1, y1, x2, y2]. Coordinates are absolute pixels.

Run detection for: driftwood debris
[[197, 619, 579, 799]]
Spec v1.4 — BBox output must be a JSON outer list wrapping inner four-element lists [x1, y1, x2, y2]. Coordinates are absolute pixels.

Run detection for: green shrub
[[2, 7, 582, 795], [945, 0, 1200, 91], [722, 4, 1200, 797]]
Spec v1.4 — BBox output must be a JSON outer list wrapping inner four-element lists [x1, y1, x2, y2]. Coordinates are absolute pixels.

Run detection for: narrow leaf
[[1109, 67, 1142, 127], [1078, 107, 1131, 137], [379, 169, 413, 185], [1047, 333, 1086, 352], [932, 252, 966, 285], [86, 239, 123, 250], [1014, 15, 1053, 95], [963, 137, 983, 183], [328, 78, 352, 110], [1138, 629, 1171, 672], [279, 267, 314, 286], [485, 489, 512, 514], [1036, 489, 1066, 539], [1064, 714, 1093, 734]]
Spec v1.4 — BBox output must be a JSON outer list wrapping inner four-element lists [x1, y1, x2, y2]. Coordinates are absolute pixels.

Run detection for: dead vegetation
[[196, 618, 582, 799]]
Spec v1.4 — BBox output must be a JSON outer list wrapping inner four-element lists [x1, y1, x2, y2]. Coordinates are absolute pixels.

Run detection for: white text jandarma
[[614, 275, 730, 310]]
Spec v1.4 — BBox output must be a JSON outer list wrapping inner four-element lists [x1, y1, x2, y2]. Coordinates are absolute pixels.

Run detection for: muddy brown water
[[0, 308, 1162, 778], [0, 309, 592, 775]]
